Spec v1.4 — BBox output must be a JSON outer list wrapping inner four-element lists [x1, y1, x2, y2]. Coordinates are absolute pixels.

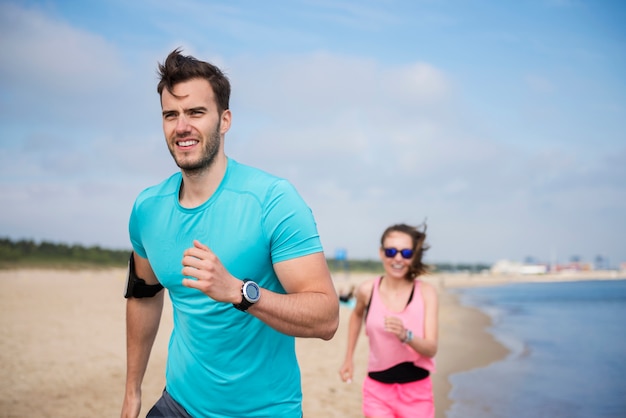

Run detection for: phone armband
[[124, 252, 164, 298]]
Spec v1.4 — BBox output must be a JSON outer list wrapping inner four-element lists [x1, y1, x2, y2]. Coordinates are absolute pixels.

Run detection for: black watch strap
[[234, 298, 254, 311]]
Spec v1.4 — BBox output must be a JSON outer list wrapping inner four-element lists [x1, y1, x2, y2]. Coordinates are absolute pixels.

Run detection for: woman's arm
[[339, 280, 374, 382], [405, 281, 438, 358]]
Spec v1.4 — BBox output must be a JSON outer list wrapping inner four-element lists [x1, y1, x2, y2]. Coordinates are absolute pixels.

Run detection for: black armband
[[124, 252, 164, 298]]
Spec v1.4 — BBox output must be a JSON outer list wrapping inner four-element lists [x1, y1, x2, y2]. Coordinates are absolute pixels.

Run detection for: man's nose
[[176, 115, 191, 133]]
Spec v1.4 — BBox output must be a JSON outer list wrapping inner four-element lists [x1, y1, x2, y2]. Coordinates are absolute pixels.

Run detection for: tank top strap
[[364, 276, 383, 324]]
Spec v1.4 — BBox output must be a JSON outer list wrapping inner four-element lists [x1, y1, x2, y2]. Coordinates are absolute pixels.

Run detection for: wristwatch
[[233, 279, 261, 311]]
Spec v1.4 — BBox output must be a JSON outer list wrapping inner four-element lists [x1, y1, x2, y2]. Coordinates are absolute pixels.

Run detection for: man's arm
[[248, 251, 339, 340], [121, 253, 164, 418], [181, 241, 339, 340]]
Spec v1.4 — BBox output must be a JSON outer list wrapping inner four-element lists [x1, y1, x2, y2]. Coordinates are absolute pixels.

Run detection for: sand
[[2, 268, 620, 417]]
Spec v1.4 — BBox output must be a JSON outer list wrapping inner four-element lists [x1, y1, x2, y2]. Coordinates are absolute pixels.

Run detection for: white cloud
[[0, 3, 125, 95], [1, 1, 624, 266], [384, 62, 451, 103]]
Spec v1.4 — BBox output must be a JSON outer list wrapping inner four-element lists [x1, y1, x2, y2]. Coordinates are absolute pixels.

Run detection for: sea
[[447, 279, 626, 418]]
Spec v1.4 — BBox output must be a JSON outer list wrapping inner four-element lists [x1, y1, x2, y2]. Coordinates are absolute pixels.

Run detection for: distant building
[[554, 261, 592, 273], [493, 258, 609, 275], [520, 264, 548, 275], [491, 259, 548, 275]]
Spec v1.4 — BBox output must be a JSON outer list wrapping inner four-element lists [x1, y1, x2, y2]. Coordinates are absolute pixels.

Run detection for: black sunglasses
[[383, 248, 414, 259]]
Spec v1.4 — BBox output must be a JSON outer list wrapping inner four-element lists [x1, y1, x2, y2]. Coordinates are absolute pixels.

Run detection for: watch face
[[244, 282, 260, 302]]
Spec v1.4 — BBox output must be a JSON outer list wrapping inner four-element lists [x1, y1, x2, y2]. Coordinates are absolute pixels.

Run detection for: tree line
[[0, 237, 130, 269], [0, 237, 491, 272], [329, 258, 491, 274]]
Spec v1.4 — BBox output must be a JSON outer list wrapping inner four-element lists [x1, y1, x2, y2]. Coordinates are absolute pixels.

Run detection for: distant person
[[120, 48, 339, 418], [339, 284, 356, 303], [339, 223, 438, 418]]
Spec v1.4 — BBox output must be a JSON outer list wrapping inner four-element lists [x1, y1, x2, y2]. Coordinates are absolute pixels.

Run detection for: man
[[120, 48, 339, 418]]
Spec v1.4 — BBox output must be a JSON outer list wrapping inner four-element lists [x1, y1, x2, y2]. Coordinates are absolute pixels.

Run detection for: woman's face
[[379, 231, 414, 279]]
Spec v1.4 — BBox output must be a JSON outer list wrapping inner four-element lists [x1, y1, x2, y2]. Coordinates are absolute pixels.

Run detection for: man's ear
[[220, 109, 232, 134]]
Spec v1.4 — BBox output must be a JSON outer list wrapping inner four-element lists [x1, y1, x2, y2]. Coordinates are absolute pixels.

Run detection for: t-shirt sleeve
[[128, 198, 148, 258], [263, 179, 323, 264]]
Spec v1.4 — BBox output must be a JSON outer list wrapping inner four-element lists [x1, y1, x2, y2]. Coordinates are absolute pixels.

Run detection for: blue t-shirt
[[129, 158, 323, 417]]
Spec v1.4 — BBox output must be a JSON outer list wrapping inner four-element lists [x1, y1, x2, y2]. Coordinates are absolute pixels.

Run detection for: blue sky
[[1, 0, 625, 266]]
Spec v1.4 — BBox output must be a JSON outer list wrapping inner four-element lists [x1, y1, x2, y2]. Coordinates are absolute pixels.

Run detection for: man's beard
[[170, 123, 221, 175]]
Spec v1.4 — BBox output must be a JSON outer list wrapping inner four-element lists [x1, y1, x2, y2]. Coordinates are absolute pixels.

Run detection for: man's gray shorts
[[146, 389, 192, 418]]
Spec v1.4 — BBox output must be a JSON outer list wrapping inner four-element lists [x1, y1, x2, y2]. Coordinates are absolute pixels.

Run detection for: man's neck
[[179, 154, 228, 208]]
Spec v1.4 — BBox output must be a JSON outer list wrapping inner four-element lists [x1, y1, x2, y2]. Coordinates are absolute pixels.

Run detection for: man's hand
[[181, 240, 241, 303], [120, 391, 141, 418]]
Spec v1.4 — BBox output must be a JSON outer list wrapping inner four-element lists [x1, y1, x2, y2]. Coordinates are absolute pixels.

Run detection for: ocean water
[[448, 279, 626, 418]]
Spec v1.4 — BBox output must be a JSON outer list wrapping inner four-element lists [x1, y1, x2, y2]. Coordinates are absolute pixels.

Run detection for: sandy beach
[[1, 268, 622, 417]]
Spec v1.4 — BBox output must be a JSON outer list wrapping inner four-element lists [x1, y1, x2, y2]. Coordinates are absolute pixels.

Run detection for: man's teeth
[[178, 140, 197, 147]]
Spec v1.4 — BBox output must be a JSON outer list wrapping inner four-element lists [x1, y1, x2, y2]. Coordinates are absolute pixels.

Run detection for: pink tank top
[[365, 276, 435, 373]]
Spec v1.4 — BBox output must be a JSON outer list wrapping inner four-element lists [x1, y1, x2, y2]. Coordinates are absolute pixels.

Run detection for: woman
[[339, 223, 438, 418]]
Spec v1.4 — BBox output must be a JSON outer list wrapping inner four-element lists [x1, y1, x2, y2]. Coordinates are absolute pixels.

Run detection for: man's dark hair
[[157, 48, 230, 114], [380, 222, 430, 281]]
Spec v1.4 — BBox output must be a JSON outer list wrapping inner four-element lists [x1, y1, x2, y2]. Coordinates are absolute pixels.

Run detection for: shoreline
[[0, 268, 623, 417], [429, 288, 509, 417], [329, 272, 514, 417], [330, 270, 626, 417]]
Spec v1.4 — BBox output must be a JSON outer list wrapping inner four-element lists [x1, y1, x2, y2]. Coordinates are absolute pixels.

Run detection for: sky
[[1, 0, 625, 266]]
